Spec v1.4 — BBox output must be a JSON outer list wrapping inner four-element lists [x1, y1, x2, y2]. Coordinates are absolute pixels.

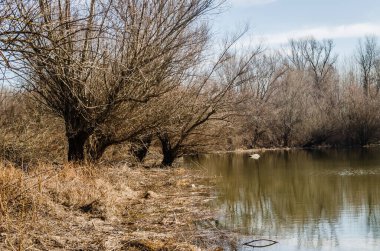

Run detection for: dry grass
[[0, 162, 233, 250]]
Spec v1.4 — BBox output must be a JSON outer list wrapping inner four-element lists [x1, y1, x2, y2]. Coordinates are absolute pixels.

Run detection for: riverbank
[[0, 162, 233, 250], [213, 144, 380, 155]]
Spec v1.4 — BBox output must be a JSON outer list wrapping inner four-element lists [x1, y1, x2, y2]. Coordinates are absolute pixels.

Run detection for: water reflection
[[187, 148, 380, 251]]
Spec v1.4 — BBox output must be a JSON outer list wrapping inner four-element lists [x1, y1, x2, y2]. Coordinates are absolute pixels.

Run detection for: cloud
[[229, 0, 277, 6], [251, 23, 380, 45]]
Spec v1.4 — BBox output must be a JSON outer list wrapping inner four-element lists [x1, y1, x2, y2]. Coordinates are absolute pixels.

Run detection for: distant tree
[[237, 52, 288, 148], [340, 85, 380, 146], [288, 40, 308, 71], [287, 38, 337, 93], [356, 36, 380, 97], [272, 71, 310, 147]]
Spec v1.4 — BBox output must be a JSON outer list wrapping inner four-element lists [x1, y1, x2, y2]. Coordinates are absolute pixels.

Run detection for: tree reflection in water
[[188, 148, 380, 250]]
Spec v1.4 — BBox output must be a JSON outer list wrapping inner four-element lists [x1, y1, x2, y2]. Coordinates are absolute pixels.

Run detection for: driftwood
[[243, 239, 278, 248]]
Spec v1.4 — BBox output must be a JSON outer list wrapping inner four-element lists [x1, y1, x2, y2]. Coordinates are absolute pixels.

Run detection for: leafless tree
[[156, 87, 229, 166], [339, 84, 380, 145], [272, 71, 310, 147], [1, 0, 221, 162], [287, 38, 337, 93], [155, 38, 260, 166], [287, 40, 308, 71], [237, 52, 288, 148], [356, 36, 380, 96]]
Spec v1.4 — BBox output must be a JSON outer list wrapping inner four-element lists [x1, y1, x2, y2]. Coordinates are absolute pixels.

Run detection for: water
[[186, 148, 380, 251]]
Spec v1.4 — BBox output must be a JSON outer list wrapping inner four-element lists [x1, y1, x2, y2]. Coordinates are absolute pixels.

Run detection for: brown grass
[[0, 162, 233, 250]]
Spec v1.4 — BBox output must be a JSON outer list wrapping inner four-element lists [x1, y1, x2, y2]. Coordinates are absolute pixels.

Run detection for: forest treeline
[[1, 0, 380, 166]]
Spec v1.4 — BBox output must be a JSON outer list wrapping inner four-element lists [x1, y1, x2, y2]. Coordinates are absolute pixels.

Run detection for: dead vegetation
[[0, 162, 234, 250]]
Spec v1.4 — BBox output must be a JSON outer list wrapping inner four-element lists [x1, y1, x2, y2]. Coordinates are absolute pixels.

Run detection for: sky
[[211, 0, 380, 58]]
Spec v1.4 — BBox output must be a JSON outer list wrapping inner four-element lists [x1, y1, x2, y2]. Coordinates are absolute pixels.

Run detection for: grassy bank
[[0, 162, 232, 250]]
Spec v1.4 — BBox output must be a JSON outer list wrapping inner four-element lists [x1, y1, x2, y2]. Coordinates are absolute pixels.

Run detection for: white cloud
[[229, 0, 277, 6], [251, 23, 380, 45]]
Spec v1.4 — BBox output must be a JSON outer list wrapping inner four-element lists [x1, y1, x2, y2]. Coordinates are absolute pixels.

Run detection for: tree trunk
[[64, 108, 93, 163], [130, 135, 152, 162], [67, 131, 89, 162], [86, 133, 112, 162], [161, 147, 176, 167], [159, 134, 178, 167], [358, 125, 369, 146], [282, 130, 290, 147], [87, 140, 108, 162]]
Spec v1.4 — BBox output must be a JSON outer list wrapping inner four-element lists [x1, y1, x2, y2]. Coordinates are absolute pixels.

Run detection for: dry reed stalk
[[0, 162, 232, 250]]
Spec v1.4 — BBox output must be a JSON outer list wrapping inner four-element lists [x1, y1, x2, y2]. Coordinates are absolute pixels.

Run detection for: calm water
[[186, 148, 380, 251]]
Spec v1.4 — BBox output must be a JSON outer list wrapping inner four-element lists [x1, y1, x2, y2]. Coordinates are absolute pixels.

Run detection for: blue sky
[[211, 0, 380, 57]]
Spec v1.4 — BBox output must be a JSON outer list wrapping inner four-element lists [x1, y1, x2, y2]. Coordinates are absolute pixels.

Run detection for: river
[[186, 148, 380, 251]]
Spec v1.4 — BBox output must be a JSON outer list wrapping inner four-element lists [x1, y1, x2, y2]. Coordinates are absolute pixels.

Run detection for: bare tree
[[339, 84, 380, 145], [288, 40, 308, 71], [156, 87, 229, 166], [272, 71, 310, 147], [156, 39, 260, 166], [1, 0, 221, 162], [237, 51, 288, 148], [356, 36, 380, 96], [287, 38, 337, 93]]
